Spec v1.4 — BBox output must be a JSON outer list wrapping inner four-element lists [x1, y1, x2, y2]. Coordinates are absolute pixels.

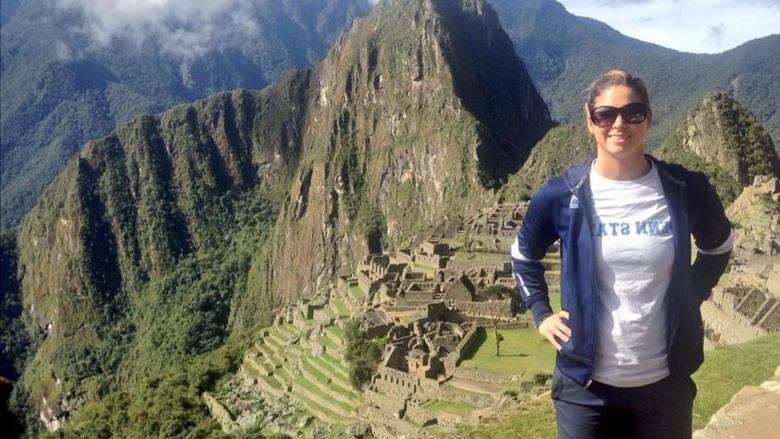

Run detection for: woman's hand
[[538, 311, 571, 350]]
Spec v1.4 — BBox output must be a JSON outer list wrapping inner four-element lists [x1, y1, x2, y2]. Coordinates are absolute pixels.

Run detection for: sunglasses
[[589, 102, 649, 127]]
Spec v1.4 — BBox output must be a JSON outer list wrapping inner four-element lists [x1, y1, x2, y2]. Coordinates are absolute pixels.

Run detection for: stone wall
[[202, 392, 239, 434], [453, 366, 513, 385], [435, 382, 494, 406], [455, 299, 513, 320], [701, 301, 767, 345]]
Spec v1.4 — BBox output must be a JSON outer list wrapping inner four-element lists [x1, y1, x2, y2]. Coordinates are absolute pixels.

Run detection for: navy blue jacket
[[511, 156, 732, 386]]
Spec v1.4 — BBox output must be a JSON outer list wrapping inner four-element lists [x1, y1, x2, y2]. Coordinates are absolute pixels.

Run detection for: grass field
[[348, 285, 365, 300], [691, 330, 780, 429], [451, 330, 780, 438], [420, 399, 477, 416], [458, 327, 556, 378]]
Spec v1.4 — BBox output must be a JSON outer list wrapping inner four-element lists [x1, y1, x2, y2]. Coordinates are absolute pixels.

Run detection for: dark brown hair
[[585, 70, 651, 112]]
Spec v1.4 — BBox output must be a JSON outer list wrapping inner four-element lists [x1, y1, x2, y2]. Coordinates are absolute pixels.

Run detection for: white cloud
[[558, 0, 780, 53], [53, 0, 260, 59]]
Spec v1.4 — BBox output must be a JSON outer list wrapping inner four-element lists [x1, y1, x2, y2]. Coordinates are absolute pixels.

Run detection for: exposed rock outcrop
[[694, 366, 780, 439]]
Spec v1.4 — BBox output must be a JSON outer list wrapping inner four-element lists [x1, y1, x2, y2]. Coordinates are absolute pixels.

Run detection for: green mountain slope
[[13, 75, 307, 432], [0, 0, 371, 227], [8, 0, 551, 432]]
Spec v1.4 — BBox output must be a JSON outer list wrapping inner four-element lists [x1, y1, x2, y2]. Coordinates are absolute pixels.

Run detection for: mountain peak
[[657, 91, 780, 203], [267, 0, 551, 300]]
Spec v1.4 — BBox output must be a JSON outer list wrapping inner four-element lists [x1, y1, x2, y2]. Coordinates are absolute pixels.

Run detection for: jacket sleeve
[[511, 183, 561, 325], [688, 172, 733, 303]]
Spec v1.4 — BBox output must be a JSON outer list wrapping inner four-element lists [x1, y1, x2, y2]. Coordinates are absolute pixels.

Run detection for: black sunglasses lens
[[622, 103, 647, 123], [591, 107, 618, 127]]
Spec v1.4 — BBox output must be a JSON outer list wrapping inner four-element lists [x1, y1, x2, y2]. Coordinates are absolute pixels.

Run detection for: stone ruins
[[203, 202, 560, 437], [702, 176, 780, 346]]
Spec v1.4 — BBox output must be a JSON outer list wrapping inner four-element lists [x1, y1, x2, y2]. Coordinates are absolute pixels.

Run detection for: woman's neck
[[593, 154, 651, 180]]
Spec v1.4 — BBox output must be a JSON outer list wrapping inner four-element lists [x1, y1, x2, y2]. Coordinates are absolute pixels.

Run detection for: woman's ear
[[646, 109, 653, 130]]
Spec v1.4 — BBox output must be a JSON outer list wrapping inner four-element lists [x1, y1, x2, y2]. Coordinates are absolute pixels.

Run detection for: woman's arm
[[688, 172, 733, 303], [510, 183, 561, 326]]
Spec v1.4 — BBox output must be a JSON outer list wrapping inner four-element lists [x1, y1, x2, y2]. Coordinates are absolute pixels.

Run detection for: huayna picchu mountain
[[657, 92, 780, 204], [267, 0, 550, 303], [9, 0, 551, 432]]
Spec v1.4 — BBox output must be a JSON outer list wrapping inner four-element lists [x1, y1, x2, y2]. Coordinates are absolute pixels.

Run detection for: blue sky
[[557, 0, 779, 53]]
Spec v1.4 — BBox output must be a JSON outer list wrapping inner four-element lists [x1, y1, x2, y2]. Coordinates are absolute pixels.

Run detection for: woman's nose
[[612, 114, 626, 127]]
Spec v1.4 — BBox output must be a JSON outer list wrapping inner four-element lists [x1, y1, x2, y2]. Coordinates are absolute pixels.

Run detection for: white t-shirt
[[589, 161, 674, 388]]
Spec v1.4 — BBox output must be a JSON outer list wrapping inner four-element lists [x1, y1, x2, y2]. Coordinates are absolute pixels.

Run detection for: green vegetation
[[657, 92, 779, 205], [455, 397, 557, 438], [11, 187, 277, 436], [0, 229, 31, 380], [348, 285, 366, 301], [344, 320, 385, 389], [500, 124, 593, 200], [44, 343, 244, 439]]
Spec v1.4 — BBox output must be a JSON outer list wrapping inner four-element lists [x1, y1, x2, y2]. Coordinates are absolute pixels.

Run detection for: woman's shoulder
[[649, 155, 711, 187]]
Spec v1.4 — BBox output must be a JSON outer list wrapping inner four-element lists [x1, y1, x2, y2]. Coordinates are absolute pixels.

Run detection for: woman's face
[[586, 85, 652, 163]]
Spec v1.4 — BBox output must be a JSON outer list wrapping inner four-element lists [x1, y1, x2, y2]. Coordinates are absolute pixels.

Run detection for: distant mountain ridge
[[489, 0, 780, 151], [0, 0, 371, 227]]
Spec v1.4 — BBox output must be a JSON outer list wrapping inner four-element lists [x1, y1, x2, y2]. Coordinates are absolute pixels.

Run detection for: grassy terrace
[[326, 324, 346, 340], [348, 285, 366, 300], [291, 387, 346, 424], [293, 375, 354, 414], [420, 399, 476, 416], [449, 252, 509, 265], [318, 335, 341, 353], [302, 353, 355, 394], [691, 330, 780, 429], [319, 352, 351, 381], [333, 299, 350, 317], [453, 330, 780, 438], [458, 327, 555, 377]]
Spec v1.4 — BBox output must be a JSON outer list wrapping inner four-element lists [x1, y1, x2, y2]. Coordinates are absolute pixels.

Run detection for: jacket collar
[[563, 154, 687, 193]]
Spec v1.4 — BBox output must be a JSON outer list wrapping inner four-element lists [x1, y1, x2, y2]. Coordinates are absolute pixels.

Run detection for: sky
[[48, 0, 778, 57], [557, 0, 780, 53]]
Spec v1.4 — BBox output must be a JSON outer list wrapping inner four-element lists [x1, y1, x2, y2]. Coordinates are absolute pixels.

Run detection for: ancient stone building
[[470, 202, 528, 240]]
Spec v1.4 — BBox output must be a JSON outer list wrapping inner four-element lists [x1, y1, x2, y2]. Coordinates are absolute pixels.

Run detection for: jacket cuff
[[528, 300, 554, 326]]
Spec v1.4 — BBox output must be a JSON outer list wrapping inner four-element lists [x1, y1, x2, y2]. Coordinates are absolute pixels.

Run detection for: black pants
[[551, 367, 697, 439]]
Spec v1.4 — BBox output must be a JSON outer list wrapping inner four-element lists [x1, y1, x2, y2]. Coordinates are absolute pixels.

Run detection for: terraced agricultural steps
[[232, 291, 363, 426]]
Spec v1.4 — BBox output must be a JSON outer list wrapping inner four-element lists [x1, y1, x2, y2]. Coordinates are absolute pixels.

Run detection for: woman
[[511, 70, 733, 438]]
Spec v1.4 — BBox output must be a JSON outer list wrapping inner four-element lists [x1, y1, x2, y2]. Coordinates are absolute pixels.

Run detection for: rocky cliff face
[[657, 92, 780, 204], [266, 0, 551, 301], [10, 0, 550, 428]]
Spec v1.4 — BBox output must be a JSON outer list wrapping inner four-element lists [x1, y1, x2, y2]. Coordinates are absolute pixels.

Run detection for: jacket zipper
[[570, 168, 597, 388]]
